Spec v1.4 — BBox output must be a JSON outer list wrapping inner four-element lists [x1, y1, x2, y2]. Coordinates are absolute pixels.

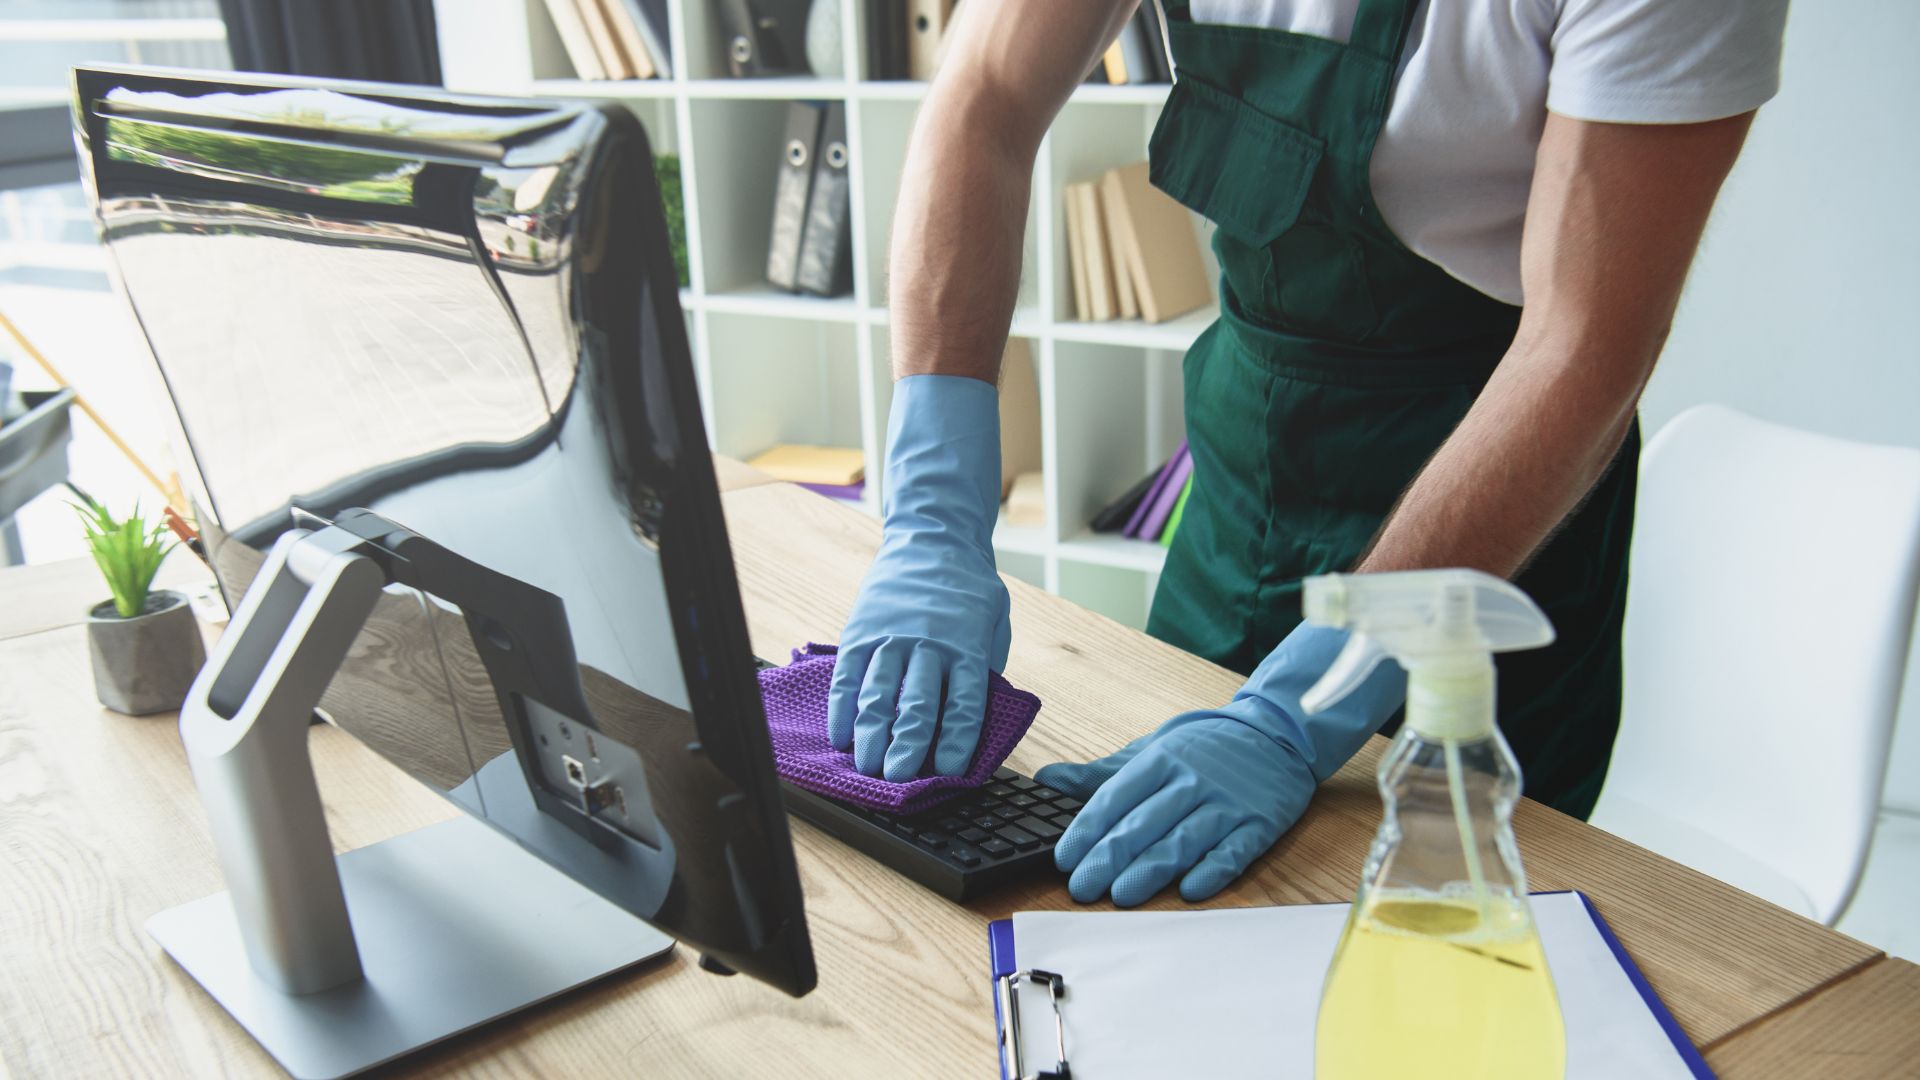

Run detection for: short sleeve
[[1547, 0, 1790, 124]]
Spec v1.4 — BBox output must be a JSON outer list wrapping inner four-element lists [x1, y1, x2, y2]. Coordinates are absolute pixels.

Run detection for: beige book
[[747, 444, 866, 487], [1004, 471, 1047, 528], [1102, 162, 1212, 324], [1075, 182, 1118, 321], [573, 0, 632, 79], [1102, 40, 1129, 85], [1063, 182, 1092, 321], [999, 338, 1042, 498], [1098, 181, 1139, 318], [540, 0, 607, 79], [598, 0, 656, 79]]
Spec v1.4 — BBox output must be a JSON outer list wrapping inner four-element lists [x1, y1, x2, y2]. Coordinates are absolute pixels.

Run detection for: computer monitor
[[73, 64, 814, 1074]]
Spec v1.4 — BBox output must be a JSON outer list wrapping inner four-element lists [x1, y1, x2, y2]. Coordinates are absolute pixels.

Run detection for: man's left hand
[[1036, 622, 1407, 906]]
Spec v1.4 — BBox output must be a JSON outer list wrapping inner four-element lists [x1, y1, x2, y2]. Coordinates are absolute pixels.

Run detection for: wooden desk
[[0, 467, 1908, 1078]]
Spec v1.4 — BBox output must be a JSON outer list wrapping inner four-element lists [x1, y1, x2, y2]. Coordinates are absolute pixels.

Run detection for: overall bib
[[1143, 0, 1637, 818]]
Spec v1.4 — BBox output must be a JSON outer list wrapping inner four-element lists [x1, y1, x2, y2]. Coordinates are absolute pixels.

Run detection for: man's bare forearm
[[1354, 331, 1645, 577], [1356, 110, 1754, 577], [889, 0, 1138, 384], [888, 85, 1035, 383]]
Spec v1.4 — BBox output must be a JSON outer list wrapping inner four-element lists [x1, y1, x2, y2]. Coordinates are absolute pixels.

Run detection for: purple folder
[[1130, 446, 1191, 540], [1121, 440, 1187, 539], [798, 480, 865, 501]]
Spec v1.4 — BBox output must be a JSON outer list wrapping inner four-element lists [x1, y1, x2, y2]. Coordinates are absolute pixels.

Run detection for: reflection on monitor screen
[[76, 66, 813, 996]]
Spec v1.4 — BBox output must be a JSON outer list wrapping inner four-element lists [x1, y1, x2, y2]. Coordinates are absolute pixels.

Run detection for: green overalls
[[1143, 0, 1638, 819]]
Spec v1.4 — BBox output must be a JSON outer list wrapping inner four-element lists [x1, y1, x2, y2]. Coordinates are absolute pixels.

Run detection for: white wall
[[1638, 0, 1920, 811]]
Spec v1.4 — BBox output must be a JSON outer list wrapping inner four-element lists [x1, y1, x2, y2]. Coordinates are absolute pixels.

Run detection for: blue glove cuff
[[883, 374, 1002, 544], [1223, 622, 1407, 784]]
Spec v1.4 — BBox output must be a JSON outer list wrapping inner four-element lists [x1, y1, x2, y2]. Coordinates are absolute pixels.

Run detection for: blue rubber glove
[[1036, 623, 1405, 907], [828, 374, 1012, 781]]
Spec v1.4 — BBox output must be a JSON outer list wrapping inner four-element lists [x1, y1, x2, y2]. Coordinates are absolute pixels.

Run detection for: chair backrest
[[1603, 405, 1920, 923]]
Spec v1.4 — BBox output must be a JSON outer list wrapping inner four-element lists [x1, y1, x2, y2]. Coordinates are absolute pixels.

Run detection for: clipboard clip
[[997, 968, 1070, 1080]]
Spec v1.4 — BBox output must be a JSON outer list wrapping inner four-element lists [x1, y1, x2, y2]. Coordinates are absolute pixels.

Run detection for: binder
[[1137, 3, 1172, 82], [867, 0, 905, 78], [767, 101, 827, 291], [794, 103, 853, 297], [990, 891, 1714, 1080], [716, 0, 808, 77], [907, 0, 956, 80]]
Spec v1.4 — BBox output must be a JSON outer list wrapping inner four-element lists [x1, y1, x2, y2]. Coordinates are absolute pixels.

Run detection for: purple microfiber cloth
[[759, 643, 1042, 814]]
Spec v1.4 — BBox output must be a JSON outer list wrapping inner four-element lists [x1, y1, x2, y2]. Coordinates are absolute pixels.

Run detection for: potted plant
[[76, 496, 205, 715]]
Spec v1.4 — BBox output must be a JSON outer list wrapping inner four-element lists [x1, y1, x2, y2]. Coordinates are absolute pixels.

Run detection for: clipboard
[[988, 891, 1714, 1080]]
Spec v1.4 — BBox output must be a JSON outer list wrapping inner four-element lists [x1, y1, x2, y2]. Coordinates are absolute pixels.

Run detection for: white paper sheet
[[1007, 892, 1697, 1079]]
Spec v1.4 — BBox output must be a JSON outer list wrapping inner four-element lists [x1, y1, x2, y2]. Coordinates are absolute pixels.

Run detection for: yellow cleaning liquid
[[1316, 890, 1565, 1080]]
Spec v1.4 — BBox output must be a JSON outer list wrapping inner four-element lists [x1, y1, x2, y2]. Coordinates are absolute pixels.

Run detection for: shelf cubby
[[443, 0, 1207, 629]]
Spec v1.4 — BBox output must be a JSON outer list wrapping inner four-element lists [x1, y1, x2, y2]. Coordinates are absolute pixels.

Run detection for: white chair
[[1590, 405, 1920, 924]]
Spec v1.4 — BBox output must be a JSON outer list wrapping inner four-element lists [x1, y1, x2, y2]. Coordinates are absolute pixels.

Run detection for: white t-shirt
[[1185, 0, 1789, 304]]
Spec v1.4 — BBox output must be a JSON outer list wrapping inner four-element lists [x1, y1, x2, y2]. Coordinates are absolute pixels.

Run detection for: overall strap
[[1345, 0, 1424, 64]]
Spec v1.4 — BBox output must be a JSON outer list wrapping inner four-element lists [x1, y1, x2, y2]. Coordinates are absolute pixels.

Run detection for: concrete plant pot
[[86, 589, 206, 715]]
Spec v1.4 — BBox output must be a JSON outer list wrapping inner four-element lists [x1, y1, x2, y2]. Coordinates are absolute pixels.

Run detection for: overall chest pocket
[[1149, 77, 1377, 343]]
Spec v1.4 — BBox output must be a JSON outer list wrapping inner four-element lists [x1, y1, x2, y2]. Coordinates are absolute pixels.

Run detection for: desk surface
[[0, 463, 1909, 1079]]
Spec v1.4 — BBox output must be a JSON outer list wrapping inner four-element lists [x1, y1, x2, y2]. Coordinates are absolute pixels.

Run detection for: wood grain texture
[[0, 552, 212, 643], [0, 476, 1893, 1078], [1704, 958, 1920, 1079]]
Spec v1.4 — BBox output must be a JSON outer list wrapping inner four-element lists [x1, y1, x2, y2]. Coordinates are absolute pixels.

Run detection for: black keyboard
[[779, 768, 1082, 901]]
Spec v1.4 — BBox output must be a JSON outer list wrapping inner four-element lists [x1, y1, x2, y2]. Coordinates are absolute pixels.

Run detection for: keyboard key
[[996, 825, 1041, 849], [916, 831, 948, 849], [1008, 777, 1038, 791], [1032, 786, 1065, 801], [1054, 796, 1084, 811], [977, 796, 1005, 810], [973, 815, 1001, 831], [890, 821, 918, 838], [985, 782, 1016, 797], [1008, 794, 1038, 808], [938, 817, 967, 831], [949, 845, 982, 867], [993, 767, 1019, 781], [1015, 816, 1062, 838], [980, 838, 1014, 857], [958, 827, 990, 843], [992, 807, 1024, 822]]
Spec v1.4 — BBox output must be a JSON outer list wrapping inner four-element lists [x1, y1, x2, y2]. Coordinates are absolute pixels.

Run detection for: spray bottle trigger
[[1301, 633, 1390, 715]]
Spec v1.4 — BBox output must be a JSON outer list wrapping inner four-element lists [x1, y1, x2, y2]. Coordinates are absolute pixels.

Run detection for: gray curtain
[[217, 0, 442, 85]]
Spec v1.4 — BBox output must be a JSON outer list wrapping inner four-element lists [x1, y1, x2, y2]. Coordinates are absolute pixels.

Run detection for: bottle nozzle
[[1298, 569, 1555, 737]]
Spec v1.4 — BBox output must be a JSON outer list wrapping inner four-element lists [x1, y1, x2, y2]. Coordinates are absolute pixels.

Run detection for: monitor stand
[[146, 525, 673, 1080]]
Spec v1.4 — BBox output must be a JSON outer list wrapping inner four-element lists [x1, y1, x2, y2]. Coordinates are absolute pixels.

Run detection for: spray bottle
[[1305, 568, 1565, 1080]]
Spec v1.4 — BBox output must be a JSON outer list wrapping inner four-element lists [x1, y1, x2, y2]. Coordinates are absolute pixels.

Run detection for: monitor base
[[148, 814, 674, 1080]]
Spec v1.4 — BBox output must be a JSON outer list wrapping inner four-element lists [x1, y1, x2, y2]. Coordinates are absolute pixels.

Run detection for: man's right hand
[[828, 374, 1011, 782]]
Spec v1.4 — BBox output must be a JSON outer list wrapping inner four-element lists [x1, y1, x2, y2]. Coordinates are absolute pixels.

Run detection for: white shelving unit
[[436, 0, 1219, 630]]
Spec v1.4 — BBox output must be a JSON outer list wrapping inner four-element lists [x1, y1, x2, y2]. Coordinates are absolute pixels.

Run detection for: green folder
[[1159, 475, 1193, 546]]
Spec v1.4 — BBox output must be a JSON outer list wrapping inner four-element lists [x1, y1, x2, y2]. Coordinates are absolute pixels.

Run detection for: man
[[827, 0, 1789, 907]]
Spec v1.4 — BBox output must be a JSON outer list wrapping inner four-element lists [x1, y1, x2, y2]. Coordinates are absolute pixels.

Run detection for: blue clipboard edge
[[989, 919, 1016, 1080], [985, 892, 1714, 1080], [1565, 890, 1717, 1080]]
